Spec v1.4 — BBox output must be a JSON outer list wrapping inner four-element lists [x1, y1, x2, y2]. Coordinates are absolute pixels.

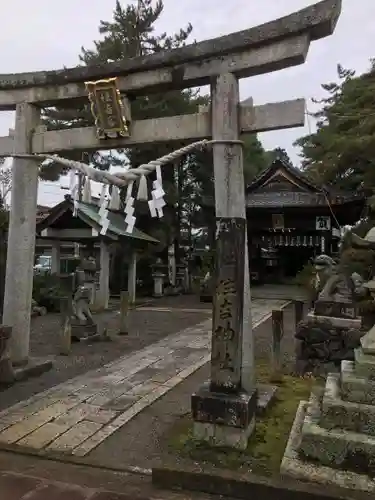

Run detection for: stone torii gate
[[0, 0, 340, 444]]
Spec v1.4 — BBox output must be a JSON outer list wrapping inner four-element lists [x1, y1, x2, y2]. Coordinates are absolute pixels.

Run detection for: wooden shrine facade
[[246, 159, 365, 283]]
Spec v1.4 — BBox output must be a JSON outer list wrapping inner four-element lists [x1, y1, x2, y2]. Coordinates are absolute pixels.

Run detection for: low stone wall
[[295, 317, 364, 376], [152, 466, 362, 500]]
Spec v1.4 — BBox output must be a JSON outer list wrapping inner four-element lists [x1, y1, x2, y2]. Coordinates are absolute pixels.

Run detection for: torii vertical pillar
[[191, 73, 256, 449], [2, 103, 41, 365]]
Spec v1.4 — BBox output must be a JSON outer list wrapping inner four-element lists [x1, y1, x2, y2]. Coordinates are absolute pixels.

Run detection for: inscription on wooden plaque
[[86, 77, 130, 140]]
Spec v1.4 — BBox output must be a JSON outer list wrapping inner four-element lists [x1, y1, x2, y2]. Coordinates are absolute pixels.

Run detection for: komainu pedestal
[[282, 235, 375, 492], [295, 254, 364, 376]]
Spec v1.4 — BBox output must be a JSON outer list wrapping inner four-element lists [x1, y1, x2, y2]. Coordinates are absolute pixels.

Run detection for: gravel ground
[[0, 295, 211, 411]]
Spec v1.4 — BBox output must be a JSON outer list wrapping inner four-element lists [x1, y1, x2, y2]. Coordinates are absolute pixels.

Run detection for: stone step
[[360, 325, 375, 355], [354, 347, 375, 378], [299, 394, 375, 470], [341, 360, 375, 404], [320, 372, 375, 436]]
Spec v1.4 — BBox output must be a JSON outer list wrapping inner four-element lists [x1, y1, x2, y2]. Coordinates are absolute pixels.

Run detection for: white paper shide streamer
[[25, 139, 218, 238], [137, 174, 148, 201], [99, 184, 110, 236], [124, 181, 136, 233], [148, 165, 166, 218], [70, 170, 79, 216]]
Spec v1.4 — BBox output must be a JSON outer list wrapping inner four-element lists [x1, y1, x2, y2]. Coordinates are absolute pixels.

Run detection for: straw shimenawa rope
[[5, 139, 243, 189]]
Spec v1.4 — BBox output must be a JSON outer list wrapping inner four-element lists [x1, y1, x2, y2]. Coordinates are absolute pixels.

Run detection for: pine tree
[[41, 0, 196, 182], [267, 147, 294, 168], [295, 61, 375, 190], [42, 0, 271, 256]]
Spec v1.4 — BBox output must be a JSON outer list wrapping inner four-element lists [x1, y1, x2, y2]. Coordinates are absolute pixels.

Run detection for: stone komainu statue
[[70, 257, 98, 340], [72, 269, 94, 324], [313, 254, 365, 303]]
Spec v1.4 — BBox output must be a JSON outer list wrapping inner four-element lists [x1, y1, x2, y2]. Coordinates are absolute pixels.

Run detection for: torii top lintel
[[0, 0, 340, 92]]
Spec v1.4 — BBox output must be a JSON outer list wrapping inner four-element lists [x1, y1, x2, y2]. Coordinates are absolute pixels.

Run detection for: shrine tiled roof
[[78, 202, 159, 243], [245, 158, 365, 208], [36, 198, 159, 244], [246, 159, 321, 193]]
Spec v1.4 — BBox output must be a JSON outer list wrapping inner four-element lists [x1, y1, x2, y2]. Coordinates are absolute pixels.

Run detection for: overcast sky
[[0, 0, 373, 206]]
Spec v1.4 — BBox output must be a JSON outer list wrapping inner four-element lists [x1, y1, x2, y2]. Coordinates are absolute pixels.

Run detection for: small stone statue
[[71, 257, 98, 339], [72, 271, 94, 324]]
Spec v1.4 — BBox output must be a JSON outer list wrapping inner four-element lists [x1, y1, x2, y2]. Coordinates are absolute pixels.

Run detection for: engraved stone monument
[[192, 218, 257, 449]]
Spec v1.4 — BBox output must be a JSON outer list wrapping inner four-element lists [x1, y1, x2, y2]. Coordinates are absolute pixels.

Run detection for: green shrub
[[293, 261, 316, 296], [33, 273, 65, 312]]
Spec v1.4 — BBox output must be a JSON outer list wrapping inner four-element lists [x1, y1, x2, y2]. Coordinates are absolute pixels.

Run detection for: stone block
[[360, 324, 375, 355], [0, 399, 82, 444], [191, 383, 257, 450], [320, 373, 375, 436], [17, 422, 71, 449], [314, 300, 358, 319], [192, 382, 257, 429], [354, 348, 375, 379], [13, 357, 53, 382], [306, 313, 361, 330], [193, 419, 255, 451], [281, 401, 375, 493], [71, 322, 98, 342], [341, 360, 375, 405], [299, 397, 375, 471]]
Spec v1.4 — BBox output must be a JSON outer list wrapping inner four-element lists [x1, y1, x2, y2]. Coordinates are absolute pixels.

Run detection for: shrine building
[[245, 159, 365, 283]]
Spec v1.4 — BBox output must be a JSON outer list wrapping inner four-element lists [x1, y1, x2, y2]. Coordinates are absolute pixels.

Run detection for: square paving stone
[[172, 347, 199, 359], [102, 395, 139, 411], [126, 367, 159, 385]]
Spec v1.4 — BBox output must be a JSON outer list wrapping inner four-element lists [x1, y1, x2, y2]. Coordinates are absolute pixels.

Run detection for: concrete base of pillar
[[193, 418, 255, 451], [191, 382, 257, 450], [0, 357, 53, 385], [191, 383, 276, 450]]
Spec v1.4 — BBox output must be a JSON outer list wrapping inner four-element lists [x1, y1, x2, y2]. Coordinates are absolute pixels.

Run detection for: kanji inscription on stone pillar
[[210, 217, 246, 393]]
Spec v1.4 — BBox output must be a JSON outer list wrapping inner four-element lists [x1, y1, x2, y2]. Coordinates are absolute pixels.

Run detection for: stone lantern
[[152, 258, 166, 298]]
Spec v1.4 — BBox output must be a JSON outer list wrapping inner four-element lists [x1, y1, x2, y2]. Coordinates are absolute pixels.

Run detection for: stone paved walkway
[[0, 298, 286, 459]]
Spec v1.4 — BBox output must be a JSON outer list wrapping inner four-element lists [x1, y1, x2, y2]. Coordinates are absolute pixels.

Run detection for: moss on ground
[[167, 363, 317, 477]]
